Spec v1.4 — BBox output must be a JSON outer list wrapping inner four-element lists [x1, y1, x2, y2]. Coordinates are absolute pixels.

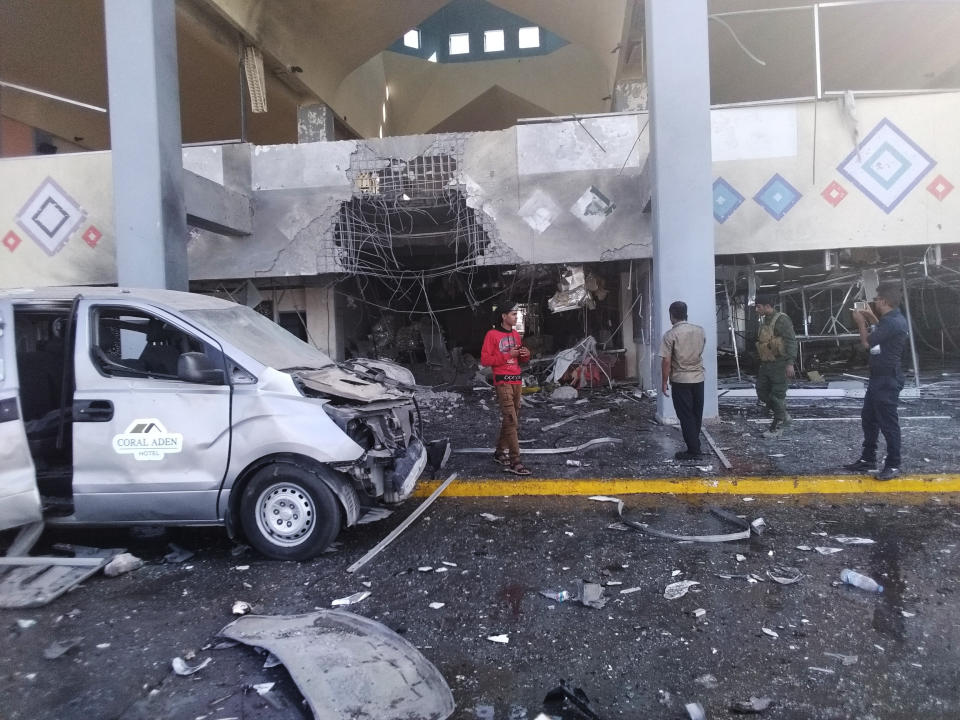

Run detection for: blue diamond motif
[[713, 177, 744, 224], [753, 174, 801, 221], [837, 118, 935, 214], [863, 142, 910, 190]]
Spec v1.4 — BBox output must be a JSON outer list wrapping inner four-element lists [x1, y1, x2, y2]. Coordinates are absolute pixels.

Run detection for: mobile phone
[[853, 300, 870, 312]]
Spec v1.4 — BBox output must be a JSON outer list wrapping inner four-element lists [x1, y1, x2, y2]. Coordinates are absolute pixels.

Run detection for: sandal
[[493, 450, 511, 466], [504, 461, 531, 476]]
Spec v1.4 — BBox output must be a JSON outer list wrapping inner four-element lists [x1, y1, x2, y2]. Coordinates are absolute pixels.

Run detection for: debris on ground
[[541, 408, 609, 432], [543, 679, 603, 720], [839, 569, 883, 593], [347, 473, 458, 574], [331, 591, 371, 606], [455, 437, 623, 455], [766, 566, 803, 585], [616, 502, 753, 543], [540, 589, 572, 603], [163, 544, 194, 564], [16, 619, 36, 629], [824, 652, 859, 665], [577, 581, 607, 609], [762, 627, 779, 639], [664, 581, 700, 600], [550, 386, 579, 401], [730, 696, 773, 714], [171, 656, 211, 676], [357, 508, 394, 525], [0, 547, 124, 609], [231, 600, 252, 615], [832, 535, 875, 545], [480, 513, 504, 522], [685, 701, 707, 720], [487, 634, 510, 644], [695, 673, 718, 689], [43, 637, 83, 660], [103, 553, 143, 577], [220, 610, 454, 720], [814, 547, 843, 555]]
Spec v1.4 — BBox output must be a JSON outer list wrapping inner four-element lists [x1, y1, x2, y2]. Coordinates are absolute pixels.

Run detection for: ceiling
[[1, 1, 959, 153]]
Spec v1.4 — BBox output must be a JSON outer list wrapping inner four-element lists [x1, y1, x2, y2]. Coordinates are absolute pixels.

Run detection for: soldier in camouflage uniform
[[754, 294, 797, 438]]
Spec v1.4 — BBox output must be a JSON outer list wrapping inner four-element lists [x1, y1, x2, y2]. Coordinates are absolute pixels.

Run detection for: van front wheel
[[239, 463, 341, 560]]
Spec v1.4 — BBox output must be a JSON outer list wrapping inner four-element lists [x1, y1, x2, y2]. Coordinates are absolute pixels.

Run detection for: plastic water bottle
[[840, 569, 883, 593]]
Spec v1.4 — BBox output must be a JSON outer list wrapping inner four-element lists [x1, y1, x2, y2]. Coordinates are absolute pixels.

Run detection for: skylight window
[[403, 29, 420, 49], [449, 33, 470, 55], [518, 26, 540, 49], [484, 29, 505, 53]]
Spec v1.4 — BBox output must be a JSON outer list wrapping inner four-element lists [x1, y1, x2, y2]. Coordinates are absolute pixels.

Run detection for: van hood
[[294, 365, 410, 403]]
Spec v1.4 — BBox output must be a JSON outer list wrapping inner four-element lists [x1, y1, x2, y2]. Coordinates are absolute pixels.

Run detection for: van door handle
[[74, 399, 114, 422]]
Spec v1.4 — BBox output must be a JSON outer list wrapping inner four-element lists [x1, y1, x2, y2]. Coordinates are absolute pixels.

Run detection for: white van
[[0, 287, 431, 560]]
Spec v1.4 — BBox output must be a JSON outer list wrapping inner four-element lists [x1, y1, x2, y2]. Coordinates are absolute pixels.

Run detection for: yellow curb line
[[412, 474, 960, 497]]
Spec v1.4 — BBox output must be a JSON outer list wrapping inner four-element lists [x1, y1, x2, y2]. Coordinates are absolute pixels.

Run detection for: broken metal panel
[[0, 547, 122, 609], [220, 611, 455, 720]]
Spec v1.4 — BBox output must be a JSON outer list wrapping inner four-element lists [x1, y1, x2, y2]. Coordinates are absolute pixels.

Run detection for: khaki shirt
[[659, 321, 706, 383]]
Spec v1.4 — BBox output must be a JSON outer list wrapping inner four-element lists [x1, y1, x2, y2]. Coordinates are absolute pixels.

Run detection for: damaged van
[[0, 287, 432, 560]]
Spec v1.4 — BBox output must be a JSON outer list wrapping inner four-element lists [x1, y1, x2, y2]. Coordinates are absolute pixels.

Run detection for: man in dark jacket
[[844, 283, 910, 480], [754, 294, 797, 438]]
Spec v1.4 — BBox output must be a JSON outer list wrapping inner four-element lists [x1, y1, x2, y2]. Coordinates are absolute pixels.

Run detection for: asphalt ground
[[416, 384, 960, 490], [3, 492, 960, 720]]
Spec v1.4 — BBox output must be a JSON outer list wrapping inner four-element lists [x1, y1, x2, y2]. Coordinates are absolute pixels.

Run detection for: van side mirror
[[177, 352, 226, 385]]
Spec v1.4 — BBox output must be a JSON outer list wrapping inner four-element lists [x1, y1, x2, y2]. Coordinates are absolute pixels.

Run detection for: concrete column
[[298, 103, 337, 143], [105, 0, 188, 290], [304, 285, 344, 359], [645, 0, 718, 421]]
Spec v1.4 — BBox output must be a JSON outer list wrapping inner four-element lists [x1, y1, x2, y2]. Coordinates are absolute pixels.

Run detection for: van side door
[[71, 300, 231, 523], [0, 299, 43, 532]]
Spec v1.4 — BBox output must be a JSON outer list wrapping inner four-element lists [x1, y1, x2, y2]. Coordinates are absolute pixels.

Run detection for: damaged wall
[[5, 93, 960, 289]]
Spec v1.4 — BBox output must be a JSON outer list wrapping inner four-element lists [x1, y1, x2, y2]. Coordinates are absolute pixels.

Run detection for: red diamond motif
[[3, 230, 22, 252], [927, 174, 954, 201], [821, 181, 848, 207], [82, 225, 102, 248]]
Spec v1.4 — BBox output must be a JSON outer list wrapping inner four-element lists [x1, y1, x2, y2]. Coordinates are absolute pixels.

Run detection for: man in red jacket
[[481, 302, 531, 475]]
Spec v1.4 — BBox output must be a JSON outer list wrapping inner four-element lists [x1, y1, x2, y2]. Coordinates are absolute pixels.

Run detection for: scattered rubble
[[103, 553, 143, 577]]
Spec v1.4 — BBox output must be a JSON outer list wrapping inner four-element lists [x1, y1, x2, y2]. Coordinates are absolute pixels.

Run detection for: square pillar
[[105, 0, 188, 290], [646, 0, 718, 421]]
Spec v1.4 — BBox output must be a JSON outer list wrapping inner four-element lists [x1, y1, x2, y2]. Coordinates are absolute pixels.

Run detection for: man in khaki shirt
[[659, 300, 707, 460]]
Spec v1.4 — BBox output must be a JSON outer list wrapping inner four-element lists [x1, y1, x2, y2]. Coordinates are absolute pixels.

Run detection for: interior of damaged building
[[4, 1, 960, 719]]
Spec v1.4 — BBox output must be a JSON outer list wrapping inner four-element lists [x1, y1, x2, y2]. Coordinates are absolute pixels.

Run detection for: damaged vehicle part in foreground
[[219, 610, 455, 720], [0, 288, 431, 562]]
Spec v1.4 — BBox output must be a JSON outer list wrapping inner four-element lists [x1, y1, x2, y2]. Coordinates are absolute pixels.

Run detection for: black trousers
[[860, 375, 903, 467], [671, 381, 704, 454]]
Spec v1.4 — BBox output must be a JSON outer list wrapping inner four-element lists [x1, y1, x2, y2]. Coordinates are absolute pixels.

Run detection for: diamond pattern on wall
[[753, 174, 801, 221], [821, 181, 848, 207], [83, 225, 102, 248], [927, 174, 954, 201], [713, 178, 744, 224], [837, 118, 935, 214], [3, 230, 22, 253], [15, 178, 87, 256]]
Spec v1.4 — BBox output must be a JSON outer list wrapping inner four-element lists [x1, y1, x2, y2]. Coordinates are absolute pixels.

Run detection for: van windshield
[[183, 305, 334, 370]]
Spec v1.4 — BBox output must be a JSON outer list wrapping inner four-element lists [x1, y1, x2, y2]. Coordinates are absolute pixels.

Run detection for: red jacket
[[481, 327, 523, 384]]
